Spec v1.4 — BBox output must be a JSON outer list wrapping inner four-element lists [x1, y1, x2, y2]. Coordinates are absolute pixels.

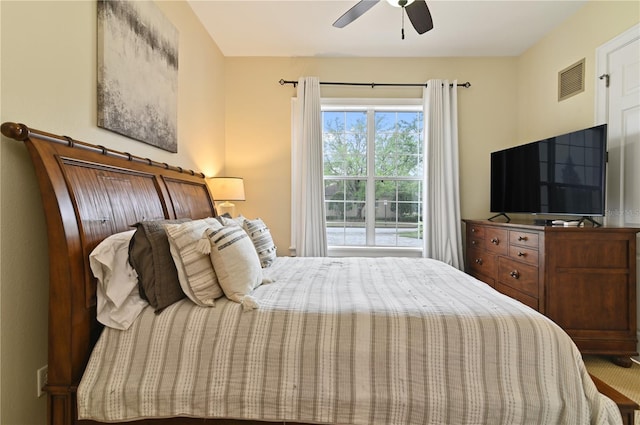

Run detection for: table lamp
[[208, 177, 245, 217]]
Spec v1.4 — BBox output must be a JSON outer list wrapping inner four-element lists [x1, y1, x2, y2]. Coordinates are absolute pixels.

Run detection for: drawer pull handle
[[510, 270, 520, 279], [518, 235, 528, 241], [517, 251, 526, 257], [491, 237, 500, 245], [475, 258, 483, 265]]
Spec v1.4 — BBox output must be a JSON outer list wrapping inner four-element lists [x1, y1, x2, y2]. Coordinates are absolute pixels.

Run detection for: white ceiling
[[187, 0, 588, 58]]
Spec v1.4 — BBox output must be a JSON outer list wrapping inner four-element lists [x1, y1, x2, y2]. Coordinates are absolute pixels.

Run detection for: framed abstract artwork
[[98, 0, 179, 152]]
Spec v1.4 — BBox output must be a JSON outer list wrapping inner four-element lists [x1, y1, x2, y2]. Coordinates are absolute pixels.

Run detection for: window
[[322, 99, 424, 256]]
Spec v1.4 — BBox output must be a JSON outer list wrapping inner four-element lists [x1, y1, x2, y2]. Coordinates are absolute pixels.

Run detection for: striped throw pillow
[[204, 225, 263, 308], [164, 218, 224, 306], [243, 218, 277, 268]]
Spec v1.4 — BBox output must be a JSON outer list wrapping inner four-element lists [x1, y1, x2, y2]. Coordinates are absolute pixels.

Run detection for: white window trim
[[322, 97, 424, 258], [328, 246, 422, 258], [322, 97, 422, 111]]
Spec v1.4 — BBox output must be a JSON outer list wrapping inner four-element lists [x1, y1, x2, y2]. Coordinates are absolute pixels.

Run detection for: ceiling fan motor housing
[[388, 0, 414, 7]]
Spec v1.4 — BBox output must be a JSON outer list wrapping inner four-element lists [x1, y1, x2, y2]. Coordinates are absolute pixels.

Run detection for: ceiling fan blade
[[405, 0, 434, 34], [333, 0, 380, 28]]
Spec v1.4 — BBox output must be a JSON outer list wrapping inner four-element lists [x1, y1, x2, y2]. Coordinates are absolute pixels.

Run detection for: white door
[[596, 23, 640, 355]]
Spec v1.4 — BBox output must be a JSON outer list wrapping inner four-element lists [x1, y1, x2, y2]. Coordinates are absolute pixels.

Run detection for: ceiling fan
[[333, 0, 434, 39]]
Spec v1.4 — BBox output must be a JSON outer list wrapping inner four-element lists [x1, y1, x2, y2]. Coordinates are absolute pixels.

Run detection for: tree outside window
[[323, 106, 423, 248]]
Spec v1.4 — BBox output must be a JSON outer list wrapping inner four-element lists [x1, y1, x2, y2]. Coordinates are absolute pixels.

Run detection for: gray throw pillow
[[128, 218, 190, 312]]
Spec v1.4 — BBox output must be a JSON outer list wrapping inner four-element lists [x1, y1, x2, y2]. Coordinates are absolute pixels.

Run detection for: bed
[[0, 122, 630, 425]]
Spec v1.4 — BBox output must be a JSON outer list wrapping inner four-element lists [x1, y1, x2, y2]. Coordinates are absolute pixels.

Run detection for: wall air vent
[[558, 58, 585, 101]]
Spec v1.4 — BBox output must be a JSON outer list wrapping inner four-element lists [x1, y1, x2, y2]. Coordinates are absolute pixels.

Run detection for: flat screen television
[[490, 124, 607, 222]]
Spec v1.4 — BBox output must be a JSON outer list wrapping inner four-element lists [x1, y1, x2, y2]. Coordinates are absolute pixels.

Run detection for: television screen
[[490, 124, 607, 217]]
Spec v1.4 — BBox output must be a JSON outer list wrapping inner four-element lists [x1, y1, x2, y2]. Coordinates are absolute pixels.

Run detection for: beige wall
[[0, 1, 225, 423], [1, 0, 638, 423], [225, 57, 518, 253], [517, 0, 640, 143]]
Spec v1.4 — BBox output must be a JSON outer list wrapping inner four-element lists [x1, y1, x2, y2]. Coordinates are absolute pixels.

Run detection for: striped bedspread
[[78, 257, 622, 424]]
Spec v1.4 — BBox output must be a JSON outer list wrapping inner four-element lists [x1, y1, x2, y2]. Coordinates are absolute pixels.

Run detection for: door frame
[[595, 23, 640, 356], [595, 23, 640, 123]]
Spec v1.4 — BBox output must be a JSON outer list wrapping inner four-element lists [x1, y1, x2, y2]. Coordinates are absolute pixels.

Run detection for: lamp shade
[[208, 177, 245, 201]]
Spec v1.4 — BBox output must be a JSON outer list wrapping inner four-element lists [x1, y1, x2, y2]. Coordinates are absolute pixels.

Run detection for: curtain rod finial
[[279, 79, 298, 87]]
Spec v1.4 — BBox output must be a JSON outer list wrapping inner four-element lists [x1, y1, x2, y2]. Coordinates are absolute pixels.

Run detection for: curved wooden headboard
[[1, 122, 216, 424]]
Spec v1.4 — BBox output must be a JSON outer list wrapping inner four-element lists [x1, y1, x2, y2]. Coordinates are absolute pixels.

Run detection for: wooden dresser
[[463, 219, 639, 366]]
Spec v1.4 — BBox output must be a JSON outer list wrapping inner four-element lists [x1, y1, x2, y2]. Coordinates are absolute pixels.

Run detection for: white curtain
[[422, 79, 463, 269], [290, 77, 327, 257]]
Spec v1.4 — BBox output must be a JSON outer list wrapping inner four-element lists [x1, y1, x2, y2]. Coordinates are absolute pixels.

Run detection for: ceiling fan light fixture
[[386, 0, 415, 8], [333, 0, 433, 36]]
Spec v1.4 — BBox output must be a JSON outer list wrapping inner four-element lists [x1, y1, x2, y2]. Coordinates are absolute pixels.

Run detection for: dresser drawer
[[467, 224, 485, 239], [467, 247, 496, 277], [496, 283, 538, 310], [484, 228, 509, 255], [508, 245, 539, 266], [509, 230, 539, 249], [468, 236, 484, 249], [498, 257, 538, 298], [472, 273, 495, 288]]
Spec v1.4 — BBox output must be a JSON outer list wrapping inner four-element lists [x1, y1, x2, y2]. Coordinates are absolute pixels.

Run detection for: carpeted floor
[[583, 355, 640, 423]]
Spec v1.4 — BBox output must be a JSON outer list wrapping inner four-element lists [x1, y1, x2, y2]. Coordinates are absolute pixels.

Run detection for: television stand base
[[488, 212, 510, 222]]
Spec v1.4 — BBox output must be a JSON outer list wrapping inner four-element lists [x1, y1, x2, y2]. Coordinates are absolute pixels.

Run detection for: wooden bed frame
[[1, 122, 636, 425]]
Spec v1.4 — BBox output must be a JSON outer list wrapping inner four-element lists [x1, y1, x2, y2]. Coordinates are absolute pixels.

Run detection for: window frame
[[322, 97, 424, 258]]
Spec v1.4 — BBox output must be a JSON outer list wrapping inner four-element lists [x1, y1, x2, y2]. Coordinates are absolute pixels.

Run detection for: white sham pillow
[[201, 225, 265, 310], [164, 218, 224, 306], [216, 213, 245, 228], [89, 230, 148, 330]]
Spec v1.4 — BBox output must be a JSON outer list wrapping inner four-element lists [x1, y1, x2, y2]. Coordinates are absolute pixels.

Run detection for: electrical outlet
[[36, 365, 48, 398]]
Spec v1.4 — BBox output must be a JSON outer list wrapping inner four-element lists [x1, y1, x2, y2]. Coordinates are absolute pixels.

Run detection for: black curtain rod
[[278, 79, 471, 89]]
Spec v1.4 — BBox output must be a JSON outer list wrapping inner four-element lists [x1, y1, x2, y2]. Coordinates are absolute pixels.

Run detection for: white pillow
[[243, 218, 277, 268], [164, 218, 224, 306], [89, 230, 148, 330], [202, 225, 264, 310], [216, 214, 245, 228]]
